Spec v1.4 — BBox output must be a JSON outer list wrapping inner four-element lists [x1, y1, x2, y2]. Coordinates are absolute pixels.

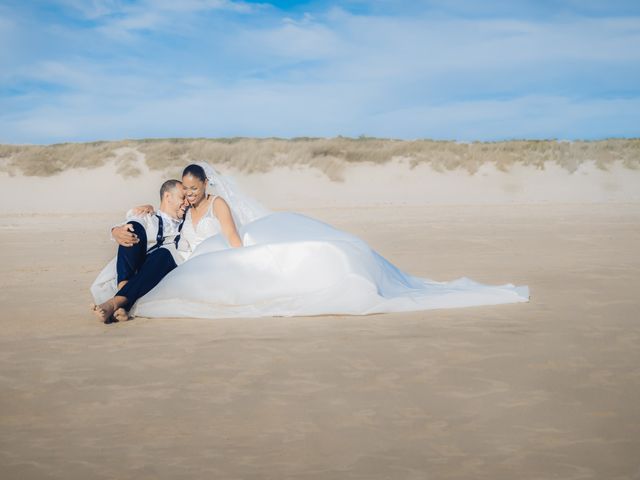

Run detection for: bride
[[92, 162, 529, 319]]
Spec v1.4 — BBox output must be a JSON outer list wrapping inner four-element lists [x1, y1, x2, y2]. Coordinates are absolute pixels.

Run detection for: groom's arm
[[112, 224, 139, 247], [110, 205, 155, 246]]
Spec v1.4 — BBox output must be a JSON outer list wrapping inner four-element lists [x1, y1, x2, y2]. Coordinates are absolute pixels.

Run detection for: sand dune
[[1, 140, 639, 215], [2, 137, 639, 179]]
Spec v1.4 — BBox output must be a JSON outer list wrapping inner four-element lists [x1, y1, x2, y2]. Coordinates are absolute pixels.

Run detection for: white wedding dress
[[93, 164, 529, 319], [129, 209, 529, 319]]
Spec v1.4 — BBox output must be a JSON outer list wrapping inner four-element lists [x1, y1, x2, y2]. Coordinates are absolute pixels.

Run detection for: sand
[[0, 153, 640, 480], [1, 159, 640, 479]]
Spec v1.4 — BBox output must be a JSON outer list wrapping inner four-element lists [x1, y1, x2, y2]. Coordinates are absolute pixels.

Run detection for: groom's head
[[159, 180, 187, 220]]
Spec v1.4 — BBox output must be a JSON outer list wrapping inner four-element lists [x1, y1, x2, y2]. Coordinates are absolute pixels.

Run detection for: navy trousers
[[116, 221, 148, 284], [116, 248, 177, 310]]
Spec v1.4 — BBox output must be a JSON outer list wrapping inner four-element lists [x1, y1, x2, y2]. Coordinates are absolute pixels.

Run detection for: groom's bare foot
[[90, 301, 117, 324], [113, 308, 130, 322]]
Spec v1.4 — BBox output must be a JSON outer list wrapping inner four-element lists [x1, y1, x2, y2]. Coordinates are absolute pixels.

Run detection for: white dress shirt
[[113, 209, 184, 263], [92, 209, 184, 305]]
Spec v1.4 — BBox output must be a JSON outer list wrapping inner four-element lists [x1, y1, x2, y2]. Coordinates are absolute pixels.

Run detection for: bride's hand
[[132, 204, 155, 216]]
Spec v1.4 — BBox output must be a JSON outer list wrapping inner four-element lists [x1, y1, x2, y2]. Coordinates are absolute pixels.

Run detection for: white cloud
[[53, 0, 126, 19], [218, 11, 640, 89], [3, 77, 639, 143], [1, 2, 639, 143], [362, 95, 640, 140], [0, 15, 15, 62], [53, 0, 259, 41], [56, 0, 257, 19], [238, 21, 343, 60], [152, 0, 259, 14]]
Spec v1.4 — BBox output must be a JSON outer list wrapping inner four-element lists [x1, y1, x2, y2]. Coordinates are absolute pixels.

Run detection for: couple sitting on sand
[[90, 161, 529, 323], [91, 163, 243, 323]]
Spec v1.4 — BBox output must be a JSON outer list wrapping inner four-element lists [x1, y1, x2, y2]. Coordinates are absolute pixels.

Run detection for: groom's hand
[[112, 224, 139, 247]]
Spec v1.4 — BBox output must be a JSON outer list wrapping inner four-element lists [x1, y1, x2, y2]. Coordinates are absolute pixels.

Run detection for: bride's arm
[[213, 197, 242, 248], [130, 204, 155, 216]]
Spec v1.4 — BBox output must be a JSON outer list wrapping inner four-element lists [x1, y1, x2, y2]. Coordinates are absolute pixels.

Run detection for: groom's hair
[[160, 179, 182, 200]]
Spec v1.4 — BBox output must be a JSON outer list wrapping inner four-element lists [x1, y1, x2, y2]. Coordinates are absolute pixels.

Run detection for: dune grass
[[1, 137, 638, 180]]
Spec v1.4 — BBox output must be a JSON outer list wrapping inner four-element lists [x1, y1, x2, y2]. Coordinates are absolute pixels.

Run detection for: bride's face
[[182, 173, 206, 206]]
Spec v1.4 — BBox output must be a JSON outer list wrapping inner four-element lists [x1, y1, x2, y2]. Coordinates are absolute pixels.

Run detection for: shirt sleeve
[[110, 211, 152, 242], [109, 219, 128, 242]]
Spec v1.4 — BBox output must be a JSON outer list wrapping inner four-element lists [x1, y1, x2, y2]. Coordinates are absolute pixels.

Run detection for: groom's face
[[167, 185, 188, 219]]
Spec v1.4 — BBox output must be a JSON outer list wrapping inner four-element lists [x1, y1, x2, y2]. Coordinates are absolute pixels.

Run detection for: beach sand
[[1, 153, 639, 479]]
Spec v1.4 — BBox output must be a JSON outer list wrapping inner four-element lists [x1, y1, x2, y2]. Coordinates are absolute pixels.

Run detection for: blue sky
[[1, 0, 639, 144]]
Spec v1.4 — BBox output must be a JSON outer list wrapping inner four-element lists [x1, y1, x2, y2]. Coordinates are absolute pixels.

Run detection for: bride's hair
[[182, 164, 207, 183]]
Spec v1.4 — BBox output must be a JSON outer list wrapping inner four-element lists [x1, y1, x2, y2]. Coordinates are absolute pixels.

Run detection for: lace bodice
[[179, 195, 221, 256]]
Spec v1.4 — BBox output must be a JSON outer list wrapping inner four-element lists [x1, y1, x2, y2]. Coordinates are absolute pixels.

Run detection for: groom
[[92, 179, 188, 324]]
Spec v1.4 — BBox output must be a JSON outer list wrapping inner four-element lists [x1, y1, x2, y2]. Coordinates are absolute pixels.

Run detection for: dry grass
[[1, 137, 638, 180]]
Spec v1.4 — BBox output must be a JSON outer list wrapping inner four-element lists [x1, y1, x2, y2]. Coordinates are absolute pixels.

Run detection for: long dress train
[[131, 211, 529, 319]]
